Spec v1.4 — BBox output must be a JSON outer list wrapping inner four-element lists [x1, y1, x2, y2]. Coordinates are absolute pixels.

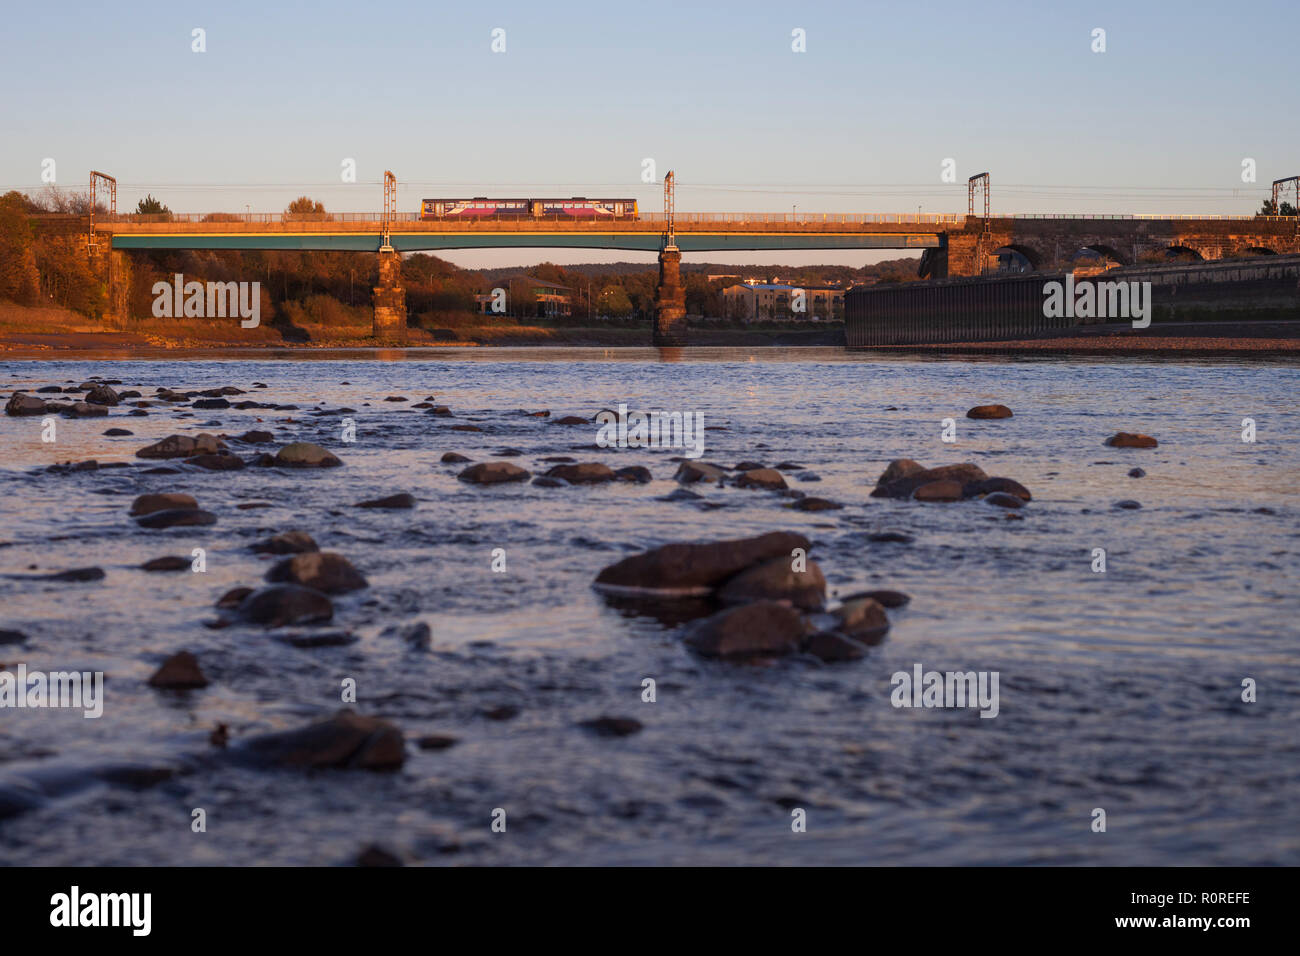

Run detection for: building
[[721, 283, 845, 321], [478, 274, 573, 317]]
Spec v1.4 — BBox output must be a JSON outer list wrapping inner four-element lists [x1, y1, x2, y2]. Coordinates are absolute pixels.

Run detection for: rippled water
[[1, 347, 1296, 865]]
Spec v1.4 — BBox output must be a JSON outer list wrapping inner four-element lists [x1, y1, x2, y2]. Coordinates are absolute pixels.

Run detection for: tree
[[596, 285, 633, 318], [285, 196, 326, 216], [135, 194, 172, 218], [0, 192, 40, 304], [1259, 199, 1298, 216]]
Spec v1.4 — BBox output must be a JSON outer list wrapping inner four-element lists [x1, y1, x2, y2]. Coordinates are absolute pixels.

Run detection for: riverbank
[[0, 301, 844, 351]]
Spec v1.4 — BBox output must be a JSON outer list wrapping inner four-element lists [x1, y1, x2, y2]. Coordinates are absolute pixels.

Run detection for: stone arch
[[1164, 244, 1205, 261], [1081, 243, 1130, 266], [1244, 245, 1278, 256], [992, 243, 1044, 273]]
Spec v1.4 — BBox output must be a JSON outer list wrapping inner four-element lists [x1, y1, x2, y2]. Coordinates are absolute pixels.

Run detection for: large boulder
[[683, 601, 805, 659], [236, 584, 334, 627], [84, 384, 120, 406], [594, 531, 810, 594], [458, 461, 530, 484], [266, 552, 367, 594], [274, 442, 342, 468], [5, 393, 47, 416], [240, 709, 405, 771], [716, 556, 826, 610]]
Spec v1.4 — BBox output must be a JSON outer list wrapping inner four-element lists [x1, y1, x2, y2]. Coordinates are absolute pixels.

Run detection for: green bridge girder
[[109, 233, 942, 253]]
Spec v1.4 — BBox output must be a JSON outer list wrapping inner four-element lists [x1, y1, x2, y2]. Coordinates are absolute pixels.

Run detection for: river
[[0, 347, 1296, 865]]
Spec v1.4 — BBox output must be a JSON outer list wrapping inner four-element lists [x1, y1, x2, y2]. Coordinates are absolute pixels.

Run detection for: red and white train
[[420, 197, 639, 220]]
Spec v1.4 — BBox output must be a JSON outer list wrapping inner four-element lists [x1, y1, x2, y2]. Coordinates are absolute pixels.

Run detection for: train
[[420, 197, 639, 220]]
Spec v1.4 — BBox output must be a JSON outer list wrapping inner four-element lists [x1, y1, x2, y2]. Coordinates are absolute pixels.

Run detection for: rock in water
[[251, 531, 318, 554], [674, 461, 727, 483], [966, 404, 1012, 419], [983, 492, 1025, 509], [735, 468, 788, 490], [142, 556, 190, 572], [873, 458, 925, 488], [84, 384, 120, 406], [135, 508, 217, 529], [544, 463, 616, 484], [615, 466, 652, 483], [593, 531, 810, 594], [236, 585, 334, 627], [964, 477, 1032, 501], [147, 651, 209, 689], [872, 462, 989, 499], [355, 493, 416, 509], [716, 556, 826, 610], [1105, 432, 1158, 449], [830, 597, 891, 643], [840, 588, 910, 608], [913, 479, 964, 501], [274, 442, 343, 468], [129, 493, 198, 516], [136, 433, 225, 459], [803, 631, 871, 662], [265, 552, 367, 593], [580, 716, 643, 737], [5, 393, 47, 416], [791, 497, 843, 511], [240, 709, 405, 771], [457, 461, 530, 484], [683, 602, 805, 659]]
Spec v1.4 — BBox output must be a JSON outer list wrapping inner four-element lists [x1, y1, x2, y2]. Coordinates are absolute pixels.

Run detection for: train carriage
[[420, 198, 638, 220]]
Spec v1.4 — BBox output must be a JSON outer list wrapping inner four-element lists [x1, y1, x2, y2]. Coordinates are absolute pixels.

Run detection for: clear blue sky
[[3, 0, 1297, 267]]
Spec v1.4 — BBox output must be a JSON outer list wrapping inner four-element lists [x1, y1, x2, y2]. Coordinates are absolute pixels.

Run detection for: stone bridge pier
[[653, 244, 687, 346], [372, 248, 407, 343], [89, 241, 132, 322]]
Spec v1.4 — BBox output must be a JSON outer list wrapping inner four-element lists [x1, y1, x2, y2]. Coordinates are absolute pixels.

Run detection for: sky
[[3, 0, 1298, 268]]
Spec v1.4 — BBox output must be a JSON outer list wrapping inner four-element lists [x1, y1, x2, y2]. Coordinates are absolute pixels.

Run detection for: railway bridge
[[47, 170, 1300, 344]]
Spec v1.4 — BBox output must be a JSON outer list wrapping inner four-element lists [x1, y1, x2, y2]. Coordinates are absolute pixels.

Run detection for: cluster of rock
[[869, 459, 1031, 508], [593, 530, 898, 663], [456, 460, 652, 487], [132, 434, 341, 471]]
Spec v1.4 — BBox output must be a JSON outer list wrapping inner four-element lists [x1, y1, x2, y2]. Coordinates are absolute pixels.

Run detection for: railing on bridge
[[93, 211, 1299, 226], [99, 211, 966, 226]]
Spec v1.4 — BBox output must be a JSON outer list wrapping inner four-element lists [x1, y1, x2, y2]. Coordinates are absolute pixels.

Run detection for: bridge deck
[[101, 217, 951, 252]]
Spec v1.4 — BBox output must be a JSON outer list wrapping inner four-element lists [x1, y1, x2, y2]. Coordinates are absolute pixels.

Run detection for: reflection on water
[[0, 349, 1296, 865]]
